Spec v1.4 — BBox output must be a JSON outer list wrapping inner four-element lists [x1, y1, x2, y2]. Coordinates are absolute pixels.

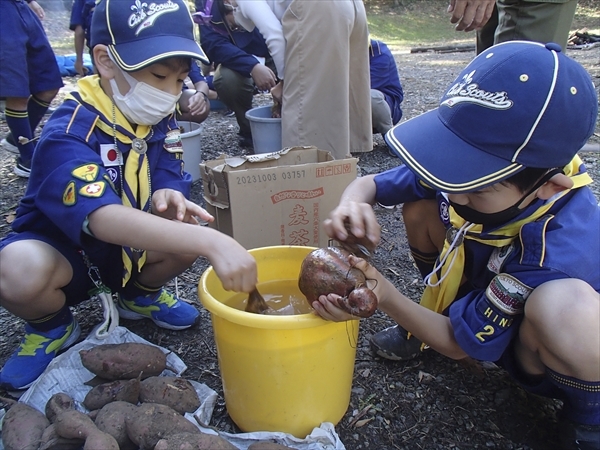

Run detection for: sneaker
[[117, 289, 199, 330], [0, 319, 81, 390], [370, 324, 423, 361], [224, 109, 235, 117], [14, 157, 31, 178], [559, 419, 600, 450], [1, 134, 18, 154]]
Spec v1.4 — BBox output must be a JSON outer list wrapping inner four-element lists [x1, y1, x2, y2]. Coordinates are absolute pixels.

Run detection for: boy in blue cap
[[313, 41, 599, 449], [0, 0, 258, 391]]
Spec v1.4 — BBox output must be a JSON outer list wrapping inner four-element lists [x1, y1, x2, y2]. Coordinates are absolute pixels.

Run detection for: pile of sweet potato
[[1, 342, 237, 450]]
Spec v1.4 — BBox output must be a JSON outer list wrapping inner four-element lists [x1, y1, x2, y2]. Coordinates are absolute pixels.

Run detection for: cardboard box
[[200, 146, 358, 249]]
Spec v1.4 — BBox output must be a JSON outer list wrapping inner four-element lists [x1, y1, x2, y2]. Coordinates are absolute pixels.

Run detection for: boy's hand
[[311, 255, 392, 322], [187, 91, 209, 116], [28, 0, 45, 19], [152, 189, 214, 224], [323, 202, 380, 249], [208, 235, 258, 293]]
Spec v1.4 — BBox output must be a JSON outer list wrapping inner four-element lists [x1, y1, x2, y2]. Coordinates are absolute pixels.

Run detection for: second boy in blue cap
[[313, 41, 599, 449], [0, 0, 258, 391]]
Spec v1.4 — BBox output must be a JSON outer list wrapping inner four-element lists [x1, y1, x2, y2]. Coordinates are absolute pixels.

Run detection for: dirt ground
[[0, 2, 599, 449]]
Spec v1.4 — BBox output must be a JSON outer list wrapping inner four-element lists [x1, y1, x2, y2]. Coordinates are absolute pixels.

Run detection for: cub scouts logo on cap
[[129, 0, 179, 36], [441, 70, 514, 110]]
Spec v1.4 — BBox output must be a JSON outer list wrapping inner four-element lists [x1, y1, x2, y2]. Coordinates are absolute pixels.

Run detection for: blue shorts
[[0, 231, 123, 306], [0, 0, 63, 98]]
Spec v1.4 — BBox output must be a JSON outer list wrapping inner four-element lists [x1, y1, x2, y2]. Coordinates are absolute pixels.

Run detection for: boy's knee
[[526, 278, 598, 318]]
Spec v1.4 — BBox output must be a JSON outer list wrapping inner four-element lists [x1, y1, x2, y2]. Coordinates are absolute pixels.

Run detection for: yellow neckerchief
[[66, 76, 153, 286], [419, 156, 593, 315]]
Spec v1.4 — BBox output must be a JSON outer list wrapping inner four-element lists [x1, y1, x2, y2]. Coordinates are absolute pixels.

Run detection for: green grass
[[366, 1, 600, 51]]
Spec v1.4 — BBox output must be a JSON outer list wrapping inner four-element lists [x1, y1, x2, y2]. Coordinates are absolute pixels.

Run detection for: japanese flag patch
[[485, 274, 531, 315], [101, 143, 123, 167]]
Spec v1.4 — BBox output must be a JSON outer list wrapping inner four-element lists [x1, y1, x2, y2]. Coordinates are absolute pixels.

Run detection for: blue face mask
[[448, 168, 562, 227]]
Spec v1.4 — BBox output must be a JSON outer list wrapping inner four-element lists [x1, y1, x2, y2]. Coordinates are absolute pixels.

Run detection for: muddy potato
[[53, 409, 119, 450], [139, 376, 200, 414], [83, 375, 141, 410], [38, 424, 84, 450], [298, 247, 378, 317], [126, 402, 200, 450], [95, 401, 138, 450], [45, 392, 76, 423], [79, 342, 167, 380], [1, 402, 50, 450], [154, 432, 237, 450]]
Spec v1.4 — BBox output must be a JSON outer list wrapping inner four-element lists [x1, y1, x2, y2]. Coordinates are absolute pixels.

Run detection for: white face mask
[[108, 54, 181, 126]]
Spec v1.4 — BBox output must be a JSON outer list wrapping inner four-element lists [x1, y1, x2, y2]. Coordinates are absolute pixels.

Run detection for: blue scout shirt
[[198, 0, 271, 77], [12, 76, 191, 258], [373, 164, 600, 362], [370, 39, 404, 125]]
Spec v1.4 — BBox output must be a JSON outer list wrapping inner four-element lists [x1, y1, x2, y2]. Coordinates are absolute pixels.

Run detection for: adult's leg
[[495, 0, 578, 50], [213, 64, 254, 138], [476, 2, 499, 53]]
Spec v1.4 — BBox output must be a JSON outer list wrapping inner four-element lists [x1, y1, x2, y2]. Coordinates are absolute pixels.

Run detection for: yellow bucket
[[198, 246, 359, 438]]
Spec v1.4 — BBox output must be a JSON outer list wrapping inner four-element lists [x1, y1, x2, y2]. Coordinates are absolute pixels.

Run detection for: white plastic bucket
[[179, 121, 203, 181], [245, 105, 282, 154]]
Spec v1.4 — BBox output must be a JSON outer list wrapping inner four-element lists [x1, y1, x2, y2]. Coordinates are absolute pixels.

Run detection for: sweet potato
[[54, 409, 119, 450], [38, 424, 84, 450], [154, 432, 237, 450], [95, 401, 138, 450], [126, 403, 200, 450], [1, 402, 49, 450], [45, 392, 76, 423], [79, 342, 167, 380], [83, 374, 141, 410], [298, 247, 378, 317], [139, 376, 200, 414]]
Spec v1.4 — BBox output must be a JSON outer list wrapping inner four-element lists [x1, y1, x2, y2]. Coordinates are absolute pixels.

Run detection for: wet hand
[[152, 189, 214, 224]]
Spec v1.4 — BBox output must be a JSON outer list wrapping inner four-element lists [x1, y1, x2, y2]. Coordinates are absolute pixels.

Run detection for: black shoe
[[559, 419, 600, 450], [370, 324, 422, 361], [238, 134, 254, 149]]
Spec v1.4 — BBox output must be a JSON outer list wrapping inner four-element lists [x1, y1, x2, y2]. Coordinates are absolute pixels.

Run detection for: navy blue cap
[[385, 41, 598, 193], [90, 0, 209, 71]]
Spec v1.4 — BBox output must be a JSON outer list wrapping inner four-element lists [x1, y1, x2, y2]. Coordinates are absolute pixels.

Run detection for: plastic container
[[179, 121, 202, 181], [198, 246, 359, 438], [245, 105, 282, 154]]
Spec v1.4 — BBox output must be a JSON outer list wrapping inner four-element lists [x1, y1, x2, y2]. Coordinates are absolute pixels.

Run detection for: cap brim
[[111, 37, 209, 71], [385, 109, 524, 193]]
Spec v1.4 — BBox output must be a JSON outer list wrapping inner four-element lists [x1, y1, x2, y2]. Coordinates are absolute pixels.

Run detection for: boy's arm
[[73, 25, 89, 76], [88, 204, 258, 293]]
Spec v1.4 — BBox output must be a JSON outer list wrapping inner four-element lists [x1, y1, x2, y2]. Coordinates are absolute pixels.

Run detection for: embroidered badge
[[485, 274, 531, 315], [72, 164, 99, 182], [487, 243, 515, 274], [79, 181, 106, 198], [164, 129, 183, 153], [106, 167, 119, 185], [63, 181, 76, 206], [103, 173, 118, 194], [101, 143, 123, 167]]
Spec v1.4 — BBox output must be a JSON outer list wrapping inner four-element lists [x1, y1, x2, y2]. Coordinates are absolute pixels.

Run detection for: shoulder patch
[[164, 129, 183, 153], [79, 181, 106, 198], [485, 274, 531, 315], [101, 143, 123, 167], [63, 181, 77, 206], [487, 243, 515, 274], [72, 163, 99, 182]]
